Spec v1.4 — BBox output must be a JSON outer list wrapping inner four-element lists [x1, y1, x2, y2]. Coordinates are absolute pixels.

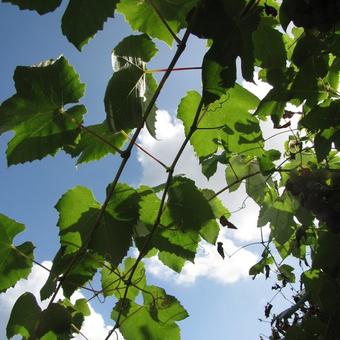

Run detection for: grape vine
[[0, 0, 339, 339]]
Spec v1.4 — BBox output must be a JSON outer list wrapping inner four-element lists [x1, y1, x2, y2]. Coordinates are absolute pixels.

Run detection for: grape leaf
[[177, 85, 261, 159], [2, 0, 61, 14], [167, 177, 218, 235], [101, 257, 146, 299], [136, 182, 220, 272], [117, 0, 198, 46], [245, 161, 269, 205], [258, 190, 298, 245], [36, 303, 72, 338], [0, 56, 86, 165], [64, 121, 128, 164], [0, 214, 34, 293], [301, 101, 340, 131], [56, 185, 137, 266], [61, 0, 119, 50], [40, 248, 101, 299], [136, 188, 198, 272], [112, 285, 188, 340], [253, 19, 286, 69], [143, 285, 189, 323], [225, 155, 251, 192], [6, 292, 41, 339], [197, 0, 261, 103], [104, 35, 158, 136]]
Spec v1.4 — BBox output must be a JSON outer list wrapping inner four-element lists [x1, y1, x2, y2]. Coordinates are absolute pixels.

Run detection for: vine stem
[[147, 0, 181, 45], [47, 4, 198, 310], [62, 111, 124, 155], [105, 94, 204, 340], [145, 66, 202, 73], [120, 130, 169, 170]]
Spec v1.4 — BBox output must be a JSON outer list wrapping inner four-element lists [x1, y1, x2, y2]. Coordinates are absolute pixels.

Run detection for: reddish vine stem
[[146, 66, 202, 73], [105, 95, 204, 340], [47, 6, 197, 309], [62, 111, 123, 155], [120, 130, 169, 170]]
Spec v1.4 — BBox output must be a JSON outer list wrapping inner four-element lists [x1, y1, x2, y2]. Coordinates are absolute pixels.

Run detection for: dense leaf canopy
[[0, 0, 340, 339]]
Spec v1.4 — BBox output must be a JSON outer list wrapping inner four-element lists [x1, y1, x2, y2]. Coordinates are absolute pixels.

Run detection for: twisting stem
[[145, 66, 202, 73], [120, 130, 169, 170], [47, 5, 196, 310], [105, 96, 204, 340]]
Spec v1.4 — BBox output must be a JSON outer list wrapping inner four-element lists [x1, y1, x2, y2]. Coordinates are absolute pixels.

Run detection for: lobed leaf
[[61, 0, 119, 50], [0, 56, 86, 165], [104, 35, 158, 137], [0, 214, 34, 293]]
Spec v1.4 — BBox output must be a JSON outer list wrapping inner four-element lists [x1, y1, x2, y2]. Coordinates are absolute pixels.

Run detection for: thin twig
[[146, 66, 202, 73], [120, 130, 169, 170], [148, 0, 182, 45], [62, 110, 124, 155], [105, 94, 204, 340]]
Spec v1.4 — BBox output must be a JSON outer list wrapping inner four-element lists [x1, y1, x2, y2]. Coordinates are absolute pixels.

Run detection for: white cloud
[[0, 262, 121, 340], [137, 109, 270, 286], [144, 236, 258, 286]]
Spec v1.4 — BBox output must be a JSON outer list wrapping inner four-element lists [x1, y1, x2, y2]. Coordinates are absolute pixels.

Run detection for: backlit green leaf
[[0, 56, 86, 165], [104, 35, 158, 135], [0, 214, 34, 293], [178, 85, 261, 159], [117, 0, 198, 45], [65, 121, 128, 164], [2, 0, 61, 14], [101, 257, 146, 299], [6, 292, 41, 339], [61, 0, 119, 50]]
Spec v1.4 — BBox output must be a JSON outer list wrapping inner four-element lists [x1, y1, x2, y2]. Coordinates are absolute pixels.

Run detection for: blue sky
[[0, 3, 293, 339]]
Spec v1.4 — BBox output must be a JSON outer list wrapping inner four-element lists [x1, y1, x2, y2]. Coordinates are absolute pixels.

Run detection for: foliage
[[0, 0, 340, 339]]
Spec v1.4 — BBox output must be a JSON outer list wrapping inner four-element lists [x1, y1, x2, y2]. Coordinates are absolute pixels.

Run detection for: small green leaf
[[225, 155, 250, 192], [246, 161, 269, 205], [143, 285, 189, 323], [40, 248, 101, 299], [7, 292, 41, 339], [56, 184, 137, 266], [178, 85, 261, 159], [258, 190, 298, 245], [278, 264, 295, 283], [61, 0, 119, 50], [104, 35, 158, 135], [0, 56, 86, 165], [0, 214, 34, 293], [101, 257, 146, 299], [314, 132, 332, 163], [158, 252, 186, 273], [253, 19, 286, 68], [2, 0, 61, 14], [65, 121, 128, 164], [117, 0, 198, 45]]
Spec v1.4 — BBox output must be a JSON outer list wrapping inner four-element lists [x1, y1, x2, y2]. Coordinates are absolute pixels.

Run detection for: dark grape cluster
[[286, 168, 340, 232], [284, 0, 340, 32]]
